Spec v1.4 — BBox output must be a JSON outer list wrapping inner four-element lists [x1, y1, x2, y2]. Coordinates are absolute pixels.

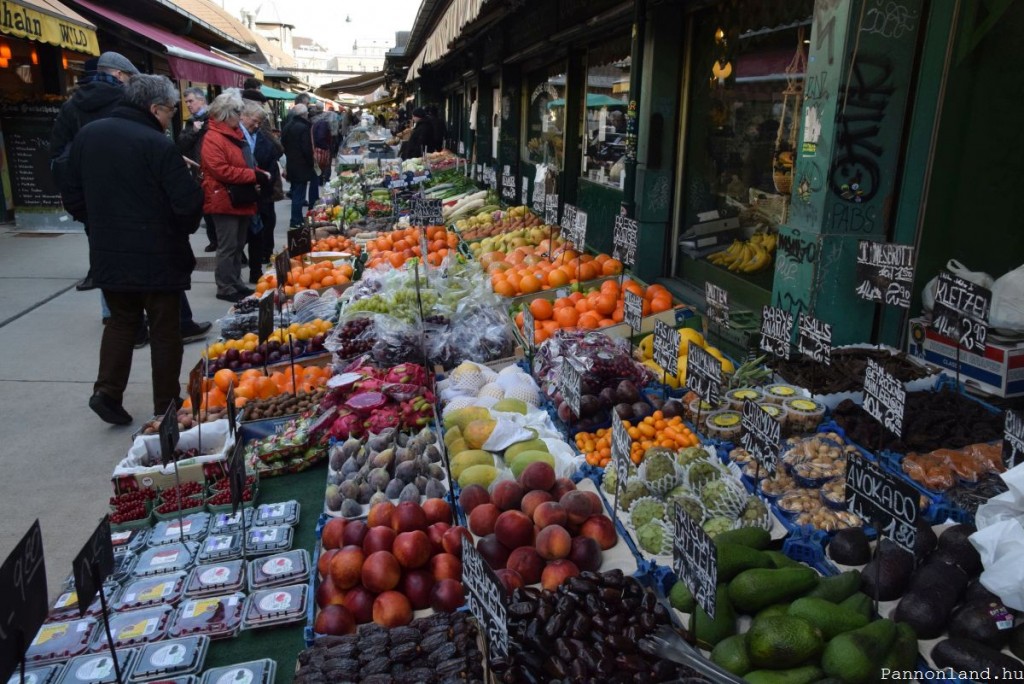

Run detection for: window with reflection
[[581, 35, 631, 190], [524, 63, 566, 170]]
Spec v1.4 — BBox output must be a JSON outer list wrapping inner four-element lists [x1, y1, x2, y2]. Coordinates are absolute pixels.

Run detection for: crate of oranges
[[575, 411, 700, 467], [311, 235, 362, 256], [254, 257, 354, 298], [365, 225, 461, 268], [486, 247, 623, 299], [182, 364, 331, 413]]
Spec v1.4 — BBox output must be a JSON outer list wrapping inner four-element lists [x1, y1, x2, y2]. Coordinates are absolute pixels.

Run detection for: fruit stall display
[[487, 247, 624, 298], [253, 257, 355, 297], [466, 220, 564, 260], [364, 225, 461, 269], [453, 204, 546, 241]]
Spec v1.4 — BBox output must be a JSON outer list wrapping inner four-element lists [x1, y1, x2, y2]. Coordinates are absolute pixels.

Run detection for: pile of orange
[[488, 248, 624, 298], [254, 258, 354, 297], [182, 364, 332, 411], [513, 279, 675, 343], [312, 235, 361, 255], [365, 226, 460, 268], [575, 411, 699, 467]]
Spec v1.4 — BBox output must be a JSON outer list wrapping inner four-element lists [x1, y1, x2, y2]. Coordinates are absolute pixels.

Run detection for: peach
[[442, 526, 472, 556], [329, 545, 365, 590], [579, 515, 618, 550], [506, 546, 545, 585], [430, 552, 462, 582], [535, 524, 572, 560], [372, 590, 413, 628], [458, 484, 490, 515], [520, 461, 556, 491], [361, 551, 401, 593], [392, 530, 432, 569], [496, 568, 524, 593], [426, 522, 450, 554], [521, 490, 553, 518], [341, 520, 368, 547], [315, 574, 346, 608], [490, 480, 525, 512], [541, 559, 580, 591], [317, 548, 338, 578], [367, 501, 395, 528], [494, 510, 534, 550], [532, 501, 567, 529], [561, 490, 596, 526], [362, 526, 396, 555], [422, 498, 452, 525], [550, 477, 576, 501], [392, 501, 428, 533], [321, 518, 347, 550], [469, 503, 500, 537]]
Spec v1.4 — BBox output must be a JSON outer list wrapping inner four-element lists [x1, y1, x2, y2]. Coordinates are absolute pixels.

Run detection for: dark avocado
[[932, 638, 1024, 675], [860, 542, 914, 601], [928, 547, 982, 579], [948, 600, 1015, 650], [828, 528, 871, 566], [963, 580, 1001, 606], [914, 521, 937, 559], [936, 524, 983, 577], [894, 590, 956, 639]]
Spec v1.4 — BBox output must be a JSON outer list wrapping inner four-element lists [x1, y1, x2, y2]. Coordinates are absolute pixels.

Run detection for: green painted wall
[[577, 179, 622, 254]]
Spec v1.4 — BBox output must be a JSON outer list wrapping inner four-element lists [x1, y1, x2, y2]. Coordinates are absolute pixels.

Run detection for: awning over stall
[[0, 0, 99, 55]]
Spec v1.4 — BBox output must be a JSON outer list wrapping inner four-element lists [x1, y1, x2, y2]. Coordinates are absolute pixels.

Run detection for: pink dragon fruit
[[328, 410, 365, 440], [364, 406, 401, 433], [384, 363, 428, 387]]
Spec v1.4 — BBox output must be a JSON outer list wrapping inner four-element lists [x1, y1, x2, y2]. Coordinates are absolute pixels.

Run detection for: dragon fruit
[[365, 406, 401, 433], [384, 363, 428, 387], [328, 411, 365, 440]]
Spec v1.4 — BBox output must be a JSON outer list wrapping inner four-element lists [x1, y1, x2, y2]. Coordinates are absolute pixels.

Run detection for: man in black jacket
[[282, 104, 316, 227], [400, 108, 433, 159], [64, 75, 204, 425], [177, 86, 216, 252]]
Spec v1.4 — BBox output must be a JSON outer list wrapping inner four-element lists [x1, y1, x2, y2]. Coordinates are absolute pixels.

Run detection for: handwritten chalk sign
[[760, 306, 794, 360], [72, 516, 114, 618], [845, 452, 919, 554], [611, 412, 632, 496], [521, 306, 535, 349], [1003, 410, 1024, 469], [226, 384, 237, 436], [624, 291, 643, 332], [461, 542, 508, 661], [855, 240, 914, 309], [561, 203, 577, 244], [797, 314, 833, 365], [410, 198, 444, 226], [228, 440, 247, 516], [653, 320, 680, 378], [257, 294, 274, 345], [501, 167, 517, 203], [520, 177, 529, 205], [559, 358, 582, 419], [159, 401, 180, 468], [274, 250, 290, 297], [572, 208, 588, 253], [544, 193, 559, 226], [672, 503, 717, 619], [0, 521, 47, 682], [705, 282, 729, 328], [740, 399, 781, 477], [188, 360, 204, 419], [612, 215, 639, 268], [532, 184, 546, 215], [286, 227, 311, 257], [932, 271, 991, 353], [863, 358, 905, 438], [686, 344, 722, 406]]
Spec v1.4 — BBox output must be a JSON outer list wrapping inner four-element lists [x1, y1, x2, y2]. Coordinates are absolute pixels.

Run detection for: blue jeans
[[289, 180, 319, 226]]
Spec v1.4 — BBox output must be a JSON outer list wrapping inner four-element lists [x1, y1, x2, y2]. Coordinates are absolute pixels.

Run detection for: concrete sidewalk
[[0, 203, 292, 599]]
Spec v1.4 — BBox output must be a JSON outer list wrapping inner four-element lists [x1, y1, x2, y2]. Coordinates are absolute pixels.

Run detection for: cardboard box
[[908, 317, 1024, 398], [111, 420, 232, 494]]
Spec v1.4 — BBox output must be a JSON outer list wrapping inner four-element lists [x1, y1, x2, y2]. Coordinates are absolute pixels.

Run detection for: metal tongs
[[639, 625, 748, 683]]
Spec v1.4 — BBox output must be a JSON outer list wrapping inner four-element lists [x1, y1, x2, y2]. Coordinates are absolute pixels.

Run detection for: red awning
[[72, 0, 251, 87]]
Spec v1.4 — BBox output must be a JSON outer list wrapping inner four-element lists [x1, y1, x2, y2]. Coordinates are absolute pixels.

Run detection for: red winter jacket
[[200, 119, 258, 216]]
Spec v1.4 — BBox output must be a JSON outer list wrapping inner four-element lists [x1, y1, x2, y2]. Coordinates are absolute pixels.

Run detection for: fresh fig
[[357, 483, 374, 504], [370, 448, 395, 470], [425, 479, 447, 499], [385, 479, 405, 499], [428, 464, 444, 480], [340, 499, 362, 517], [339, 480, 359, 500], [399, 483, 420, 503], [414, 475, 428, 492], [325, 485, 343, 511], [369, 490, 389, 507], [425, 445, 441, 463], [368, 467, 391, 491], [395, 461, 418, 484]]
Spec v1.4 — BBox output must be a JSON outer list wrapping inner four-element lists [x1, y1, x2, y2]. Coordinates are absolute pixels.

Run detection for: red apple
[[343, 586, 376, 624], [367, 501, 395, 528], [477, 534, 510, 570], [469, 503, 501, 537], [494, 510, 534, 550], [426, 522, 450, 554], [362, 526, 396, 555], [569, 535, 603, 572], [550, 478, 576, 501], [430, 579, 465, 612], [458, 484, 490, 515], [506, 546, 545, 585], [392, 501, 428, 533], [361, 551, 401, 593], [341, 520, 368, 547], [314, 604, 356, 635], [329, 545, 365, 590], [422, 498, 452, 525], [520, 490, 553, 519], [490, 480, 525, 512], [430, 552, 462, 582], [401, 569, 435, 610], [520, 461, 556, 491], [317, 548, 339, 578], [442, 526, 472, 556], [535, 525, 572, 560], [393, 530, 432, 569], [579, 514, 618, 550], [541, 559, 580, 591], [372, 590, 413, 627], [321, 518, 347, 550], [496, 568, 524, 593], [532, 501, 568, 529], [315, 574, 346, 608]]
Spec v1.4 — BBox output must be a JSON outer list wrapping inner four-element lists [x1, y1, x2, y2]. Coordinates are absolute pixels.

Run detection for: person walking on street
[[178, 86, 218, 253], [201, 90, 269, 303], [241, 101, 282, 283], [311, 103, 333, 186], [63, 75, 204, 425], [281, 103, 316, 227]]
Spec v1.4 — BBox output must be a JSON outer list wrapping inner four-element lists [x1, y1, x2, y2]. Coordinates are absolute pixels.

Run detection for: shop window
[[524, 63, 566, 170], [581, 35, 631, 190]]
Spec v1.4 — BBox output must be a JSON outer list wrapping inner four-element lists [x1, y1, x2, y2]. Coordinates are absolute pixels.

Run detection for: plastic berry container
[[725, 387, 763, 411], [56, 649, 138, 684], [126, 636, 209, 683], [242, 584, 309, 630], [6, 664, 66, 684], [208, 509, 253, 535], [783, 398, 826, 434], [113, 572, 187, 612], [25, 618, 98, 665], [199, 660, 276, 684], [704, 410, 743, 442], [195, 533, 243, 564], [244, 526, 293, 556], [49, 583, 119, 621], [110, 551, 138, 584], [168, 594, 245, 641], [184, 561, 246, 598], [110, 528, 151, 554], [148, 514, 211, 547], [762, 383, 802, 405], [253, 501, 300, 528], [89, 606, 172, 651], [132, 543, 198, 579], [248, 550, 311, 590]]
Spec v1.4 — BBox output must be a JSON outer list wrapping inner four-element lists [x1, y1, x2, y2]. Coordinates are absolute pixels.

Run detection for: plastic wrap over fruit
[[534, 330, 654, 397]]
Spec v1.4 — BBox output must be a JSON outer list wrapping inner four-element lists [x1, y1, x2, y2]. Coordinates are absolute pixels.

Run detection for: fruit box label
[[740, 400, 781, 477], [797, 314, 832, 365], [759, 306, 794, 360], [845, 453, 918, 553], [623, 291, 643, 331], [672, 503, 717, 619], [855, 240, 914, 309], [461, 543, 508, 661], [863, 358, 905, 438]]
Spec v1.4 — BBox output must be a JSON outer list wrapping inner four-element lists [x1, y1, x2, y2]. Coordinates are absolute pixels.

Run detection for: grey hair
[[124, 74, 178, 110], [291, 104, 308, 118], [240, 100, 266, 120], [208, 89, 244, 122], [295, 93, 311, 105], [183, 86, 207, 103]]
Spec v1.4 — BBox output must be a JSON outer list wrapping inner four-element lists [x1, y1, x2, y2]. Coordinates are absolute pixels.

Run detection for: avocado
[[879, 622, 919, 674], [932, 637, 1024, 675], [747, 615, 824, 669], [668, 580, 695, 613], [717, 543, 774, 581], [765, 550, 804, 569], [860, 542, 914, 601], [709, 632, 751, 676], [755, 603, 792, 621], [839, 592, 874, 620], [805, 570, 861, 603], [788, 597, 870, 639], [929, 546, 982, 579], [963, 580, 1000, 605], [894, 588, 957, 639], [948, 599, 1015, 650], [912, 560, 970, 601], [695, 584, 737, 648], [937, 523, 982, 577], [713, 526, 771, 549], [728, 567, 820, 614], [821, 619, 896, 684], [828, 528, 871, 566], [914, 521, 937, 559], [743, 666, 824, 684], [1009, 623, 1024, 660]]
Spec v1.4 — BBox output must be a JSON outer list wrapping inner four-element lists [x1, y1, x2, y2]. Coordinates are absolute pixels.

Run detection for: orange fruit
[[578, 262, 599, 281], [650, 295, 673, 313], [578, 312, 601, 329], [213, 368, 237, 393], [240, 368, 262, 381], [554, 307, 580, 328], [575, 299, 591, 314], [602, 258, 623, 276], [519, 275, 541, 294], [547, 269, 569, 289], [595, 294, 617, 316], [529, 298, 554, 321], [542, 320, 559, 334], [493, 280, 516, 297], [554, 297, 573, 309]]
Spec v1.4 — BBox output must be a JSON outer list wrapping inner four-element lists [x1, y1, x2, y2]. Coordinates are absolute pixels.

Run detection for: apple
[[361, 551, 401, 593]]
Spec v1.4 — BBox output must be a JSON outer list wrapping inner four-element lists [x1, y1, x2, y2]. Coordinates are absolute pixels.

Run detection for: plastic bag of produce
[[970, 517, 1024, 610], [921, 259, 994, 311], [989, 263, 1024, 332]]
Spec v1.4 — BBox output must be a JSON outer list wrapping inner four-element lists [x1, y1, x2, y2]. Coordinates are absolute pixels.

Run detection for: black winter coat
[[63, 105, 204, 292], [282, 115, 315, 184], [176, 110, 209, 162], [254, 130, 283, 203], [48, 78, 123, 190], [429, 114, 447, 152], [400, 119, 433, 159]]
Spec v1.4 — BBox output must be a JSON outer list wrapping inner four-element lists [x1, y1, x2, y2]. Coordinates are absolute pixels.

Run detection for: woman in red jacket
[[201, 90, 270, 302]]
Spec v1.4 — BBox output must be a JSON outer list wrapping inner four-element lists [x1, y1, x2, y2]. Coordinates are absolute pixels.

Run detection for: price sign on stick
[[624, 291, 643, 332], [226, 383, 237, 436], [532, 183, 546, 215], [561, 203, 577, 245], [521, 305, 535, 349], [501, 167, 517, 203], [760, 306, 794, 360], [653, 320, 680, 378], [672, 503, 717, 619], [257, 294, 274, 345], [863, 358, 906, 438], [274, 250, 291, 297], [286, 227, 311, 257], [159, 401, 180, 467], [686, 344, 722, 406], [559, 358, 582, 419], [544, 193, 559, 226], [410, 198, 443, 226], [461, 543, 508, 662], [705, 282, 729, 328], [740, 399, 781, 477], [188, 360, 204, 417], [932, 271, 991, 353], [572, 208, 588, 253], [0, 521, 47, 683], [612, 215, 639, 268], [845, 453, 919, 553], [72, 516, 114, 618], [611, 412, 632, 511], [521, 176, 529, 205], [228, 440, 247, 516], [797, 314, 833, 365], [1003, 410, 1024, 469], [855, 240, 915, 308]]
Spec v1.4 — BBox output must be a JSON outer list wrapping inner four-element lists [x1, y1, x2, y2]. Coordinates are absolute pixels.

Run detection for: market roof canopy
[[260, 84, 296, 100], [406, 0, 487, 82], [72, 0, 252, 86], [0, 0, 99, 55], [548, 94, 626, 109], [319, 71, 386, 96]]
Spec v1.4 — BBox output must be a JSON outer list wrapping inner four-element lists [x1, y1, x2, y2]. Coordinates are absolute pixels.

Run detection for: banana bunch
[[707, 232, 777, 273]]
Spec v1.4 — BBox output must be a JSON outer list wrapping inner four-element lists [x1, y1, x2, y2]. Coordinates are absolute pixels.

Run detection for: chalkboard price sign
[[226, 383, 237, 436], [863, 358, 906, 438], [2, 111, 63, 208], [561, 203, 577, 241], [797, 314, 833, 365], [0, 520, 48, 683], [72, 516, 114, 618], [461, 542, 508, 662], [274, 249, 291, 296], [855, 240, 915, 309], [520, 176, 529, 205], [410, 198, 444, 226], [188, 360, 204, 419], [760, 306, 794, 360], [672, 502, 717, 619], [521, 305, 535, 349], [159, 400, 180, 467], [532, 183, 546, 215], [258, 293, 275, 345], [612, 215, 639, 268], [653, 320, 680, 378], [1003, 410, 1024, 469], [686, 344, 722, 406], [845, 453, 919, 553], [286, 227, 312, 257], [740, 399, 781, 477], [228, 440, 247, 516], [705, 282, 729, 328], [624, 291, 643, 332], [559, 358, 582, 419], [501, 169, 517, 203], [572, 208, 588, 253], [544, 193, 559, 226], [932, 271, 991, 353], [611, 411, 632, 493]]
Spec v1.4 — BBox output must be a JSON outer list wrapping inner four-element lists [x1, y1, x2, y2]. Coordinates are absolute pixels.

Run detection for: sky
[[220, 0, 423, 55]]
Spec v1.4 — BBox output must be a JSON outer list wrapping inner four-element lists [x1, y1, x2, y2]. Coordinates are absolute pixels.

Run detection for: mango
[[492, 398, 528, 414], [504, 439, 549, 462], [510, 450, 556, 478], [458, 464, 498, 489], [444, 407, 491, 433], [451, 450, 494, 480], [463, 419, 497, 450], [443, 426, 462, 448], [448, 438, 468, 456]]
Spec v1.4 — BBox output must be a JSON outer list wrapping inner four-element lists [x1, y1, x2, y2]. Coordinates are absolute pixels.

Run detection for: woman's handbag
[[226, 182, 259, 206]]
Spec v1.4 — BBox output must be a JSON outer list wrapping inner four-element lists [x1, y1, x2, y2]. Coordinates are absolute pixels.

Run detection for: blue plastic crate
[[303, 513, 330, 647], [781, 525, 829, 565]]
